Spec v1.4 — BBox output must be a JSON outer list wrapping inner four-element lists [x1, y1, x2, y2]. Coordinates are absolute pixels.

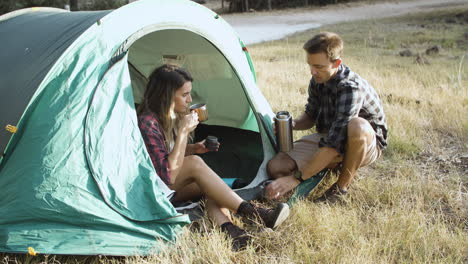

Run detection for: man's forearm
[[293, 112, 315, 130]]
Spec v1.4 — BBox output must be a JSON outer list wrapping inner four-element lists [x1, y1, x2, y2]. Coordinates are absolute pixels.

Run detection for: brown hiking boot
[[237, 202, 290, 229], [220, 222, 251, 251], [314, 183, 348, 204]]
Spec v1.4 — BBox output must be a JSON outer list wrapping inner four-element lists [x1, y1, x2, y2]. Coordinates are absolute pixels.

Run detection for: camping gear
[[0, 0, 279, 256], [190, 103, 208, 122], [274, 111, 293, 152]]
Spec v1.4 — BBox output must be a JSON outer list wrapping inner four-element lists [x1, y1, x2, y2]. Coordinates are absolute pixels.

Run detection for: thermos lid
[[276, 111, 290, 119]]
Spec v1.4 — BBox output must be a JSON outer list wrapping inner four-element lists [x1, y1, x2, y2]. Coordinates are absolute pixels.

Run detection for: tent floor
[[194, 124, 264, 185]]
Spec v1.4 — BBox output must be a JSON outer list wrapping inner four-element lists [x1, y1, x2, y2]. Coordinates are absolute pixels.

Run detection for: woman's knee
[[184, 155, 206, 172]]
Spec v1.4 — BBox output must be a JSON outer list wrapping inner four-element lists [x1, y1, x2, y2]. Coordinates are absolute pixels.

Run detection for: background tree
[[84, 0, 128, 10], [0, 0, 128, 15], [227, 0, 353, 13], [69, 0, 78, 11]]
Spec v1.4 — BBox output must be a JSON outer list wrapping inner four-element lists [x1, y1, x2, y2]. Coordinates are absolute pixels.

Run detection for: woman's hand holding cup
[[179, 111, 199, 134], [189, 103, 208, 122], [192, 136, 220, 154]]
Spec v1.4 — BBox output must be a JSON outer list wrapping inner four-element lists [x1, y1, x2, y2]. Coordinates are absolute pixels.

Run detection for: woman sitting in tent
[[137, 64, 289, 250]]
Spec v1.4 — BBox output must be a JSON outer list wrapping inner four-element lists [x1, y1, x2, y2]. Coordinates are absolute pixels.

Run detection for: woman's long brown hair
[[138, 64, 193, 147]]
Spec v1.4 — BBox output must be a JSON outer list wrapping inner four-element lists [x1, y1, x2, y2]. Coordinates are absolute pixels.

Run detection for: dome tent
[[0, 0, 279, 256]]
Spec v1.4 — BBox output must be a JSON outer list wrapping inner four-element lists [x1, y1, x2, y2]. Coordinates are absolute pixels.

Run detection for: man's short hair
[[303, 32, 343, 62]]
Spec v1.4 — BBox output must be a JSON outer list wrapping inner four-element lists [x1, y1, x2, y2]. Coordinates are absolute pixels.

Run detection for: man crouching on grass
[[266, 32, 388, 203]]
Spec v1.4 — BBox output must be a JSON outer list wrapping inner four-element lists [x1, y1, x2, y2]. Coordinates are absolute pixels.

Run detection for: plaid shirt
[[138, 111, 171, 185], [305, 64, 388, 155]]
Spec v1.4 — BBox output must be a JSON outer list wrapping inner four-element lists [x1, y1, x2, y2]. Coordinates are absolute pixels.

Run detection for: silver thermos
[[274, 111, 293, 152]]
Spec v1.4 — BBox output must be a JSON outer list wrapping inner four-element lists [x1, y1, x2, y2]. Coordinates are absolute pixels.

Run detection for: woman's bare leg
[[172, 183, 232, 226], [170, 155, 289, 229], [171, 155, 243, 212], [205, 199, 232, 225], [170, 178, 232, 227], [172, 183, 202, 202], [170, 158, 235, 226]]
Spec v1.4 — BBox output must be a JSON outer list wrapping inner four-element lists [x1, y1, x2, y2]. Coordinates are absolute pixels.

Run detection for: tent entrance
[[194, 124, 263, 185], [128, 29, 264, 187]]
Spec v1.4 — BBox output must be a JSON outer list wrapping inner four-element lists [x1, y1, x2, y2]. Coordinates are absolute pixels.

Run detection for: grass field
[[2, 5, 467, 264]]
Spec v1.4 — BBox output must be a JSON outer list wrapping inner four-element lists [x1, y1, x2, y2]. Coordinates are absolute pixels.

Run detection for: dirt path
[[217, 0, 468, 45]]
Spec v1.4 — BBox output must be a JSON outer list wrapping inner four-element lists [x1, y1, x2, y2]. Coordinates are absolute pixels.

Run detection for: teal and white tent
[[0, 0, 278, 256]]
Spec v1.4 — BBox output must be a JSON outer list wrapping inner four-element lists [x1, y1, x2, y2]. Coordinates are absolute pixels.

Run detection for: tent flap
[[85, 55, 179, 221]]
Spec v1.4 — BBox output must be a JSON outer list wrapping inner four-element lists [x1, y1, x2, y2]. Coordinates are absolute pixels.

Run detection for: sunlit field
[[2, 5, 467, 264]]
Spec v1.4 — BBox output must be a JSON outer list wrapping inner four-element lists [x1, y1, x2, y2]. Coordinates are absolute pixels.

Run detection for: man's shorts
[[286, 133, 381, 172]]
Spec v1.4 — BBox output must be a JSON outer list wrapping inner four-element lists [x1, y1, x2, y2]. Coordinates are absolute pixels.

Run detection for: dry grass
[[2, 5, 467, 264]]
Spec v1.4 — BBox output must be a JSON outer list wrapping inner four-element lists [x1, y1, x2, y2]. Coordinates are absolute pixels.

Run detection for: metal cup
[[274, 111, 293, 152], [190, 103, 208, 122], [204, 135, 218, 151]]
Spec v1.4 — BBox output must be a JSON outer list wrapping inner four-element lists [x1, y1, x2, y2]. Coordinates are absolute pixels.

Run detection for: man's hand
[[291, 112, 315, 130], [265, 175, 300, 199]]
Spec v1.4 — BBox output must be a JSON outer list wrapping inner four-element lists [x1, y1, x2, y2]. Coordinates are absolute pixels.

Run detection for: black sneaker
[[237, 202, 290, 229], [256, 203, 290, 228], [314, 183, 348, 204], [221, 223, 251, 251]]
